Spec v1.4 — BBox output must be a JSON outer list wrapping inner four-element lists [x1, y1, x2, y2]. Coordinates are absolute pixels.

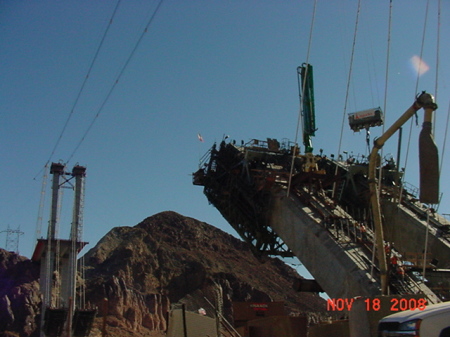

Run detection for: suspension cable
[[287, 0, 317, 196], [66, 0, 165, 164]]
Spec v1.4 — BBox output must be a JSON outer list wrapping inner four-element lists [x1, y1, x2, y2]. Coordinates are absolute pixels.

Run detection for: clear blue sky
[[1, 0, 449, 268]]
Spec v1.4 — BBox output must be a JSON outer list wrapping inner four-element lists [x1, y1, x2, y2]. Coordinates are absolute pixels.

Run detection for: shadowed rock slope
[[0, 249, 40, 337], [83, 211, 328, 336]]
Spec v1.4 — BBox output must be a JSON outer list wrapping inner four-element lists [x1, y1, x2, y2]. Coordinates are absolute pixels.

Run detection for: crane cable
[[398, 0, 431, 205], [287, 0, 317, 196], [436, 0, 449, 214], [377, 0, 393, 192], [424, 0, 447, 281], [332, 0, 361, 198], [370, 0, 393, 279], [434, 0, 441, 131], [32, 1, 121, 258], [438, 100, 450, 213], [66, 0, 165, 164], [33, 0, 122, 180], [435, 0, 448, 183], [337, 0, 361, 160]]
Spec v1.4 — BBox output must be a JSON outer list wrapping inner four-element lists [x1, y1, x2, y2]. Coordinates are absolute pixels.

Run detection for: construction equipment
[[298, 63, 317, 154]]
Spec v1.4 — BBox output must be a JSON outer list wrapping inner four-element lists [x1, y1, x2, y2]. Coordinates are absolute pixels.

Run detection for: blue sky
[[1, 0, 449, 272]]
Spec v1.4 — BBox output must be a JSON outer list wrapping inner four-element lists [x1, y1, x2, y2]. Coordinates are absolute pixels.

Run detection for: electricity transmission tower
[[1, 225, 24, 254]]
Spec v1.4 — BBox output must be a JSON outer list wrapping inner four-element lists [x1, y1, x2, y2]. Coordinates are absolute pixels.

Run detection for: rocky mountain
[[1, 211, 329, 337]]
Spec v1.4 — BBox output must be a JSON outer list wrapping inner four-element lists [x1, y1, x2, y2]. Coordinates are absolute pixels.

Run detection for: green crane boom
[[298, 63, 316, 153]]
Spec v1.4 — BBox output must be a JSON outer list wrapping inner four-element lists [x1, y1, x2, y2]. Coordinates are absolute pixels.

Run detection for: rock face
[[0, 249, 40, 337], [1, 211, 329, 337], [83, 211, 327, 336]]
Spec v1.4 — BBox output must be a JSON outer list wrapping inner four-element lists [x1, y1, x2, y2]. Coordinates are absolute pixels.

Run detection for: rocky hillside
[[0, 249, 40, 337], [1, 211, 329, 337], [84, 211, 327, 336]]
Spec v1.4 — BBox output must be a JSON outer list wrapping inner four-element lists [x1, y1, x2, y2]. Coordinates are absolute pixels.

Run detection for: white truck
[[378, 301, 450, 337]]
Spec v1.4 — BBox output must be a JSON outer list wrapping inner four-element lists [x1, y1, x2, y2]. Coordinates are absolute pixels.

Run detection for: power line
[[66, 0, 165, 164]]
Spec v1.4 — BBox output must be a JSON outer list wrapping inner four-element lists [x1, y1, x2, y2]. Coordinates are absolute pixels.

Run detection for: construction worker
[[391, 254, 398, 268], [397, 264, 405, 282], [359, 223, 367, 242]]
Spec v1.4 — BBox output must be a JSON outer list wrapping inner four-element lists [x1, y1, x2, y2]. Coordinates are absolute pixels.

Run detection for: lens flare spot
[[410, 55, 430, 76]]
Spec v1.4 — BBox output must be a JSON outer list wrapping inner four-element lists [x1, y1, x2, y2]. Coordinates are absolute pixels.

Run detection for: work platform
[[193, 138, 450, 302], [32, 239, 88, 262]]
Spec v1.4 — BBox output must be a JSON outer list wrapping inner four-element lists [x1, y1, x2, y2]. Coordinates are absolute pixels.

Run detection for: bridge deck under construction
[[193, 138, 450, 302]]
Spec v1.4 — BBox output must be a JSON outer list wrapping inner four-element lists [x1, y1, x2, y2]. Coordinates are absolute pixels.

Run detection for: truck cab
[[378, 301, 450, 336]]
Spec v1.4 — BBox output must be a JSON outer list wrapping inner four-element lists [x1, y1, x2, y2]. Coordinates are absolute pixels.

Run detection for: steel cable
[[66, 0, 165, 164]]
